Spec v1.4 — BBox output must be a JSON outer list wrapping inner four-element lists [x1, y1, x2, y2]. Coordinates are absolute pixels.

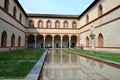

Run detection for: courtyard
[[0, 49, 120, 79], [0, 0, 120, 80]]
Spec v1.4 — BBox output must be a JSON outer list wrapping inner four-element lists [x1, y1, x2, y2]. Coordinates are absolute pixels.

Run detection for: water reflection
[[39, 49, 120, 80]]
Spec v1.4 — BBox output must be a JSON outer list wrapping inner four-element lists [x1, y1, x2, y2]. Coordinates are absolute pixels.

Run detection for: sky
[[18, 0, 94, 15]]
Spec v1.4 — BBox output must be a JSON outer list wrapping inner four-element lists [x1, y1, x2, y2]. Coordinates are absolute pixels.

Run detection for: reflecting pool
[[39, 49, 120, 80]]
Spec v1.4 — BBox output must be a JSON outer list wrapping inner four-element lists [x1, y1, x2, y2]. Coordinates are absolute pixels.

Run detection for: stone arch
[[37, 35, 44, 48], [1, 31, 7, 47], [11, 34, 15, 47], [71, 35, 77, 48], [86, 36, 89, 47], [63, 35, 69, 48], [54, 35, 61, 48], [45, 35, 52, 48], [98, 33, 103, 47], [27, 35, 35, 48]]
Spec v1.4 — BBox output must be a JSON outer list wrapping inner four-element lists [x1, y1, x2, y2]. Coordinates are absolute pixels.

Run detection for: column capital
[[34, 34, 38, 37]]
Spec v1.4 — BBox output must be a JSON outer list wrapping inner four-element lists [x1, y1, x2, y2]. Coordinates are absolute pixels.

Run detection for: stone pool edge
[[25, 49, 48, 80], [65, 49, 120, 69]]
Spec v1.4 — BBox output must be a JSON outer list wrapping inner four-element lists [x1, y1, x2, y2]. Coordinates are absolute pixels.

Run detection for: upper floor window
[[86, 14, 89, 24], [19, 14, 22, 23], [38, 20, 43, 28], [47, 20, 51, 28], [4, 0, 9, 11], [64, 21, 68, 28], [98, 4, 103, 17], [29, 20, 34, 28], [72, 21, 77, 29], [13, 6, 17, 19], [55, 21, 60, 28]]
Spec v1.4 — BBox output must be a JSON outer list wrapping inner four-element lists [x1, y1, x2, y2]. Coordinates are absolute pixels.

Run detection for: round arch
[[27, 35, 35, 48], [45, 35, 52, 48], [55, 20, 60, 28], [63, 35, 69, 48], [1, 31, 7, 47], [71, 35, 77, 48], [86, 36, 89, 47], [11, 34, 15, 47], [98, 33, 103, 47], [54, 35, 61, 48], [37, 35, 44, 48], [46, 20, 51, 28]]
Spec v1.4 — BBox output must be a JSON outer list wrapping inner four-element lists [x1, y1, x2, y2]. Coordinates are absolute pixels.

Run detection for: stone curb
[[65, 49, 120, 67], [25, 49, 48, 80]]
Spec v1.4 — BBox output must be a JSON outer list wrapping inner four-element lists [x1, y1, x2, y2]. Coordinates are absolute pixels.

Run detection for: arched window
[[55, 20, 60, 28], [13, 6, 17, 19], [64, 21, 68, 28], [38, 20, 43, 28], [98, 33, 103, 47], [18, 36, 21, 47], [19, 14, 22, 23], [98, 4, 103, 17], [1, 31, 7, 47], [86, 14, 89, 24], [4, 0, 9, 11], [86, 36, 89, 47], [72, 21, 77, 29], [47, 20, 51, 28], [29, 20, 34, 28], [11, 34, 15, 47]]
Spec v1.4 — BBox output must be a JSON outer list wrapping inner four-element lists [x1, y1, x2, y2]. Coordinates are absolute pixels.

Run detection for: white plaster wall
[[0, 0, 4, 8], [0, 9, 26, 31], [79, 0, 120, 28]]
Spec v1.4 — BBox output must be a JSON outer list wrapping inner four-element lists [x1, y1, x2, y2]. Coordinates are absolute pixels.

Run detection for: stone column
[[44, 36, 46, 49], [52, 37, 54, 48], [34, 34, 37, 48], [61, 36, 63, 48], [69, 36, 71, 48]]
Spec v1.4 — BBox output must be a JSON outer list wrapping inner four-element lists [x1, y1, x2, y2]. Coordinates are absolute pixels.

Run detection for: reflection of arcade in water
[[39, 50, 120, 80]]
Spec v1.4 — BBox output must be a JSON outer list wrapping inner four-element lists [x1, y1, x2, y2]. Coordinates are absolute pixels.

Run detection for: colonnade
[[26, 34, 78, 48]]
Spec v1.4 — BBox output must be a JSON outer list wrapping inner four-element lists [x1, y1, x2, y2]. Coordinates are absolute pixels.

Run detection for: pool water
[[39, 49, 120, 80]]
